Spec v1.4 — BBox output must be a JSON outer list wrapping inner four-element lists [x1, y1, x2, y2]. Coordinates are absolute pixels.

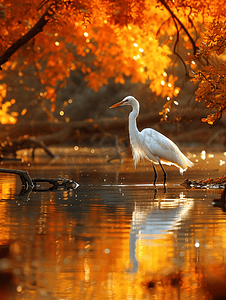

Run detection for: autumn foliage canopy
[[0, 0, 226, 124]]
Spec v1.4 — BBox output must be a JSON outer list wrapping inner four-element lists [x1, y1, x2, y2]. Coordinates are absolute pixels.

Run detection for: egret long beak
[[109, 101, 124, 108]]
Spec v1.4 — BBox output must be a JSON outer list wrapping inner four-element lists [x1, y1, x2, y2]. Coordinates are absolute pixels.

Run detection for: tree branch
[[0, 8, 52, 70], [159, 0, 198, 55], [172, 17, 189, 76]]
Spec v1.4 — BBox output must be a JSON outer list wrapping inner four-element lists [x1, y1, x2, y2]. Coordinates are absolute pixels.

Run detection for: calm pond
[[1, 146, 226, 300]]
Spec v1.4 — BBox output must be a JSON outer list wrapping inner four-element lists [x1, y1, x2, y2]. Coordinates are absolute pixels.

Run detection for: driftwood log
[[0, 168, 79, 197], [0, 107, 223, 147], [0, 168, 33, 188], [0, 138, 55, 158], [32, 178, 79, 191], [0, 107, 225, 159]]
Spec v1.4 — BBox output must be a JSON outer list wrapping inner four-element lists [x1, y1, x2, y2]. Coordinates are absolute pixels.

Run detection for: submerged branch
[[0, 168, 79, 197], [0, 168, 33, 188], [32, 178, 79, 191]]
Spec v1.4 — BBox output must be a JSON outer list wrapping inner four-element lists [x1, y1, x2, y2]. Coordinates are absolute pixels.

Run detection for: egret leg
[[152, 163, 158, 187], [153, 187, 158, 199], [158, 159, 167, 186]]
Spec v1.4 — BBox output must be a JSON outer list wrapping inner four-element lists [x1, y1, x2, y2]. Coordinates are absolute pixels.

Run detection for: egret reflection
[[128, 193, 194, 273]]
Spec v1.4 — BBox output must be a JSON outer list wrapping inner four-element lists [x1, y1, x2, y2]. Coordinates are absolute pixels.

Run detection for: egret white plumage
[[110, 96, 193, 186]]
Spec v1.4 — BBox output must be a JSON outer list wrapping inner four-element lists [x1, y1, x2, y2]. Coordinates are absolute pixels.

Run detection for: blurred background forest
[[0, 0, 226, 155]]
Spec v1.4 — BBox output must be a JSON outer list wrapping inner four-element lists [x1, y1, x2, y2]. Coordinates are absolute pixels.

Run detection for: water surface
[[1, 147, 226, 300]]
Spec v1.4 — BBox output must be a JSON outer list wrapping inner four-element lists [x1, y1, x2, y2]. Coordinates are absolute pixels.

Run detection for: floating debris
[[181, 176, 226, 189]]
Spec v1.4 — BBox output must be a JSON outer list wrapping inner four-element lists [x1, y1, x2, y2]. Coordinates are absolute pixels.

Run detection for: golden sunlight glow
[[0, 175, 16, 239], [133, 43, 138, 47], [59, 110, 64, 116], [17, 285, 23, 293], [84, 32, 89, 37], [84, 258, 90, 281], [10, 117, 17, 124], [201, 150, 206, 160], [55, 41, 60, 46], [161, 80, 165, 85], [195, 241, 200, 248], [179, 192, 185, 199], [220, 160, 225, 166]]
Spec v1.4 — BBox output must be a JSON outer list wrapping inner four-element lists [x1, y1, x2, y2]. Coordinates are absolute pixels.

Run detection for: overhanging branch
[[159, 0, 198, 55], [172, 17, 189, 76], [0, 8, 52, 70]]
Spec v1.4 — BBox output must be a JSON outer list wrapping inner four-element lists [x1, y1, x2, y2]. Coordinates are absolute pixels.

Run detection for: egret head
[[110, 96, 138, 109]]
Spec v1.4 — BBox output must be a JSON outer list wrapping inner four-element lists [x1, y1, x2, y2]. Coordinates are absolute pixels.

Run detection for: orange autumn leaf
[[1, 0, 226, 124], [45, 86, 56, 99], [21, 108, 27, 116]]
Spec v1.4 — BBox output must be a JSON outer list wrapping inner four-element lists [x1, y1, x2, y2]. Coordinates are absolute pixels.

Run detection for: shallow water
[[1, 147, 226, 299]]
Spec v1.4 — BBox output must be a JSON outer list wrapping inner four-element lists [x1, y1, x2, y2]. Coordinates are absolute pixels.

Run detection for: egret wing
[[140, 128, 193, 170]]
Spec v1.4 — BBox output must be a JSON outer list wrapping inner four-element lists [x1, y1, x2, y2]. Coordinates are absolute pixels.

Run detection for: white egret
[[110, 96, 193, 186]]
